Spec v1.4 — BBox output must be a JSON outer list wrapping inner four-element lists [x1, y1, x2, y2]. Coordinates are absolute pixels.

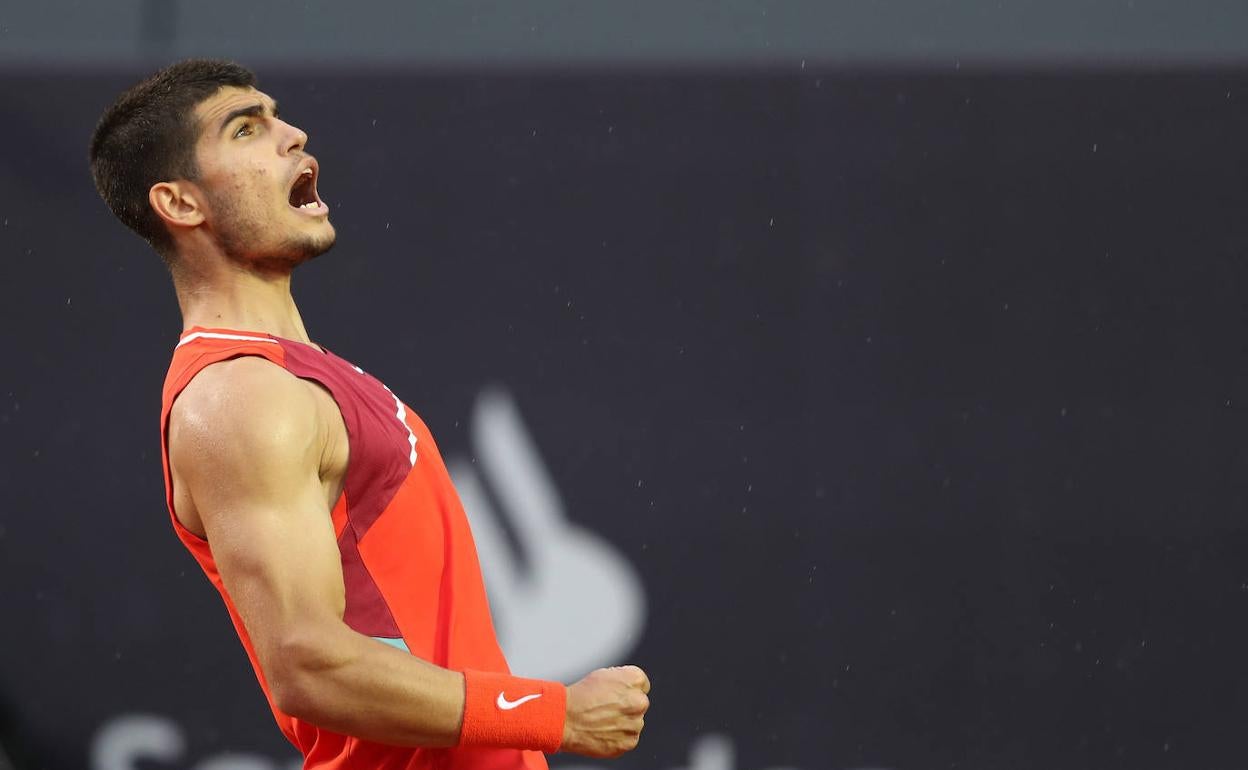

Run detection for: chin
[[294, 229, 337, 264], [305, 233, 336, 262], [294, 219, 338, 258], [254, 226, 337, 269]]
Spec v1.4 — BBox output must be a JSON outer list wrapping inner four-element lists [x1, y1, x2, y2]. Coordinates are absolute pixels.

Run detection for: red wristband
[[459, 670, 567, 753]]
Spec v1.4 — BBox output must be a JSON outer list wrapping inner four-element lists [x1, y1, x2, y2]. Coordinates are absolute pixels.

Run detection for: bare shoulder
[[169, 356, 323, 482]]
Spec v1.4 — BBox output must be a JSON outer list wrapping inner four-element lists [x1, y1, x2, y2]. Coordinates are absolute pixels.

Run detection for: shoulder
[[169, 356, 323, 474]]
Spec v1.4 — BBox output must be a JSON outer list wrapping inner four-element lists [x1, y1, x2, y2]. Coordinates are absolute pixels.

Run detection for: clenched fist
[[561, 665, 651, 758]]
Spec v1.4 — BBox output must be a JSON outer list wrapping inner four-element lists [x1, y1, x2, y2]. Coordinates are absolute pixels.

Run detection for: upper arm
[[168, 357, 345, 669]]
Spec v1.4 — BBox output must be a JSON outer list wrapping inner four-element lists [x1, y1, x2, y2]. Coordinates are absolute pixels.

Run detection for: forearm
[[270, 622, 465, 747]]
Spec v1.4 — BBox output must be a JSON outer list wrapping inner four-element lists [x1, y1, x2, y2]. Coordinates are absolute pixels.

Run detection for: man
[[89, 59, 650, 769]]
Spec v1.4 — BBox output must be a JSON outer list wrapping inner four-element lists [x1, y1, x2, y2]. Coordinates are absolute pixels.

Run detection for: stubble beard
[[211, 189, 336, 270]]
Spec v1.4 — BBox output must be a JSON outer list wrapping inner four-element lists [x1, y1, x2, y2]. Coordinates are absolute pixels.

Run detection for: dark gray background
[[5, 4, 1248, 770]]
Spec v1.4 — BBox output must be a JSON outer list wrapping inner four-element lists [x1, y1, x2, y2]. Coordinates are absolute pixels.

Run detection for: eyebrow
[[219, 101, 281, 136]]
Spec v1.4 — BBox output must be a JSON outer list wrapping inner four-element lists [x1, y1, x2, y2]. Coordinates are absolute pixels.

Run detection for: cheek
[[205, 162, 283, 220], [244, 166, 273, 192], [223, 170, 281, 214]]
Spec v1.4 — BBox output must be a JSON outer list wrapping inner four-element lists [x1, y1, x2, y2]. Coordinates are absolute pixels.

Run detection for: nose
[[280, 119, 308, 155]]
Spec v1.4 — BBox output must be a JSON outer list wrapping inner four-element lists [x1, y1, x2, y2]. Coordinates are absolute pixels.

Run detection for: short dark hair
[[89, 59, 256, 260]]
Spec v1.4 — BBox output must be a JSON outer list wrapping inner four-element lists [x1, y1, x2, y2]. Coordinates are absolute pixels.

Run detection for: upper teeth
[[302, 168, 313, 176]]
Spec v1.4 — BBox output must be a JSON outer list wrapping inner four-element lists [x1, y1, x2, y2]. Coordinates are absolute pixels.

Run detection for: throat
[[175, 269, 312, 347]]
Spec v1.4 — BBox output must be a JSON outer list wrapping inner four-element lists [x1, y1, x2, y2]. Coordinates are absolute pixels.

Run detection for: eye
[[233, 121, 254, 139]]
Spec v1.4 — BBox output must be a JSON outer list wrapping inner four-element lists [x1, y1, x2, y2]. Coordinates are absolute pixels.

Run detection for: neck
[[172, 255, 312, 345]]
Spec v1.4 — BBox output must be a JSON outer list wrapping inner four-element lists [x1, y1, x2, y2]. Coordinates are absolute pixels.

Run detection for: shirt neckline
[[180, 325, 329, 355]]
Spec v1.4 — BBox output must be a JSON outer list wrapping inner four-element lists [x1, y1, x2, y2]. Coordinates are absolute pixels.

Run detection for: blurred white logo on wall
[[92, 715, 301, 770], [448, 387, 647, 681]]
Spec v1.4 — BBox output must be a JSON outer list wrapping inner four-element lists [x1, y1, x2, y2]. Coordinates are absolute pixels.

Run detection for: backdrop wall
[[3, 67, 1248, 770]]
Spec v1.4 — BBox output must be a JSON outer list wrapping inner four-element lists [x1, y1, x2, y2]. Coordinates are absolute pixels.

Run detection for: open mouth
[[288, 165, 323, 212]]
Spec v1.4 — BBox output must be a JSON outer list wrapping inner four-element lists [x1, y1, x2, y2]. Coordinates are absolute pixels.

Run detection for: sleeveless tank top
[[160, 326, 549, 770]]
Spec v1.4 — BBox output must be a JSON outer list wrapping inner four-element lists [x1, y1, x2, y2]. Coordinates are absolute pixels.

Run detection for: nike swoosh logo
[[496, 692, 543, 710]]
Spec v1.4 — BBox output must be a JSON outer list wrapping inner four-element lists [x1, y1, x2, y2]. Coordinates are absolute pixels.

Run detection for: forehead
[[194, 86, 276, 132]]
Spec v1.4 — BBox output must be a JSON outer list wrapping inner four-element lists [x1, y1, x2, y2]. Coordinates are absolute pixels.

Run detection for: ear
[[149, 180, 206, 230]]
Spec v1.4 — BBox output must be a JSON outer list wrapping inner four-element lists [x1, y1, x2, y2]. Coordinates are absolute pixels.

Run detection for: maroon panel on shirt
[[278, 340, 412, 536], [337, 521, 402, 636], [276, 339, 413, 637]]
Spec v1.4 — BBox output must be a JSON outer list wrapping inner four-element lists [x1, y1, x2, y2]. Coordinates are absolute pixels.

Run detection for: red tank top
[[160, 327, 549, 770]]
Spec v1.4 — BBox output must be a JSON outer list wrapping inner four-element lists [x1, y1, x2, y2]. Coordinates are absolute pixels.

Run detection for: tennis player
[[89, 59, 649, 769]]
